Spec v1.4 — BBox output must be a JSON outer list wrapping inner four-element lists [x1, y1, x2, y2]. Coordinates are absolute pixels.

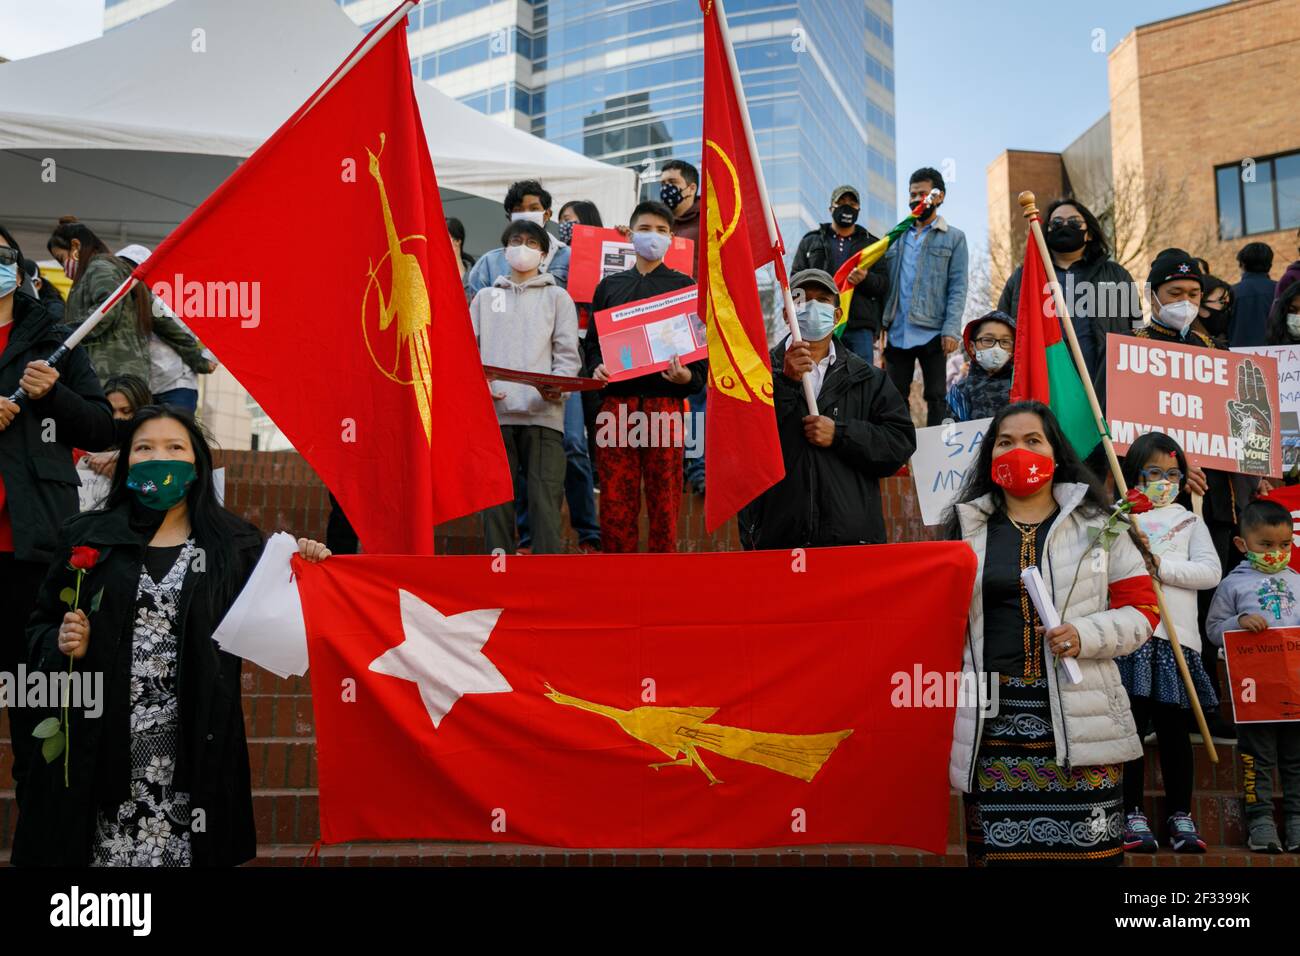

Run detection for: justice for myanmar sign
[[1105, 333, 1282, 478]]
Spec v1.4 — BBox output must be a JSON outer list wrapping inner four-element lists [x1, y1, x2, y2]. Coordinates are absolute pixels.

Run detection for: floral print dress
[[91, 540, 195, 867]]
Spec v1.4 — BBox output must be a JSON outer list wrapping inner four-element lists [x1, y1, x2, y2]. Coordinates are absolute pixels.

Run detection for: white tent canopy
[[0, 0, 636, 256]]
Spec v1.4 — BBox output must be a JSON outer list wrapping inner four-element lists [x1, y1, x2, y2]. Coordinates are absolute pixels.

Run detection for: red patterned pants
[[595, 396, 684, 553]]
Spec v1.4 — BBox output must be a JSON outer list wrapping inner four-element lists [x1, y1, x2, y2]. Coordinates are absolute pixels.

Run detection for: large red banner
[[295, 544, 977, 852]]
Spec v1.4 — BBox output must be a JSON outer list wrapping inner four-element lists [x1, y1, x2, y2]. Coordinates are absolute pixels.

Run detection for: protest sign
[[593, 286, 706, 382], [1221, 627, 1300, 724], [1234, 344, 1300, 468], [482, 365, 604, 392], [910, 417, 992, 526], [1106, 333, 1282, 477], [566, 225, 695, 304]]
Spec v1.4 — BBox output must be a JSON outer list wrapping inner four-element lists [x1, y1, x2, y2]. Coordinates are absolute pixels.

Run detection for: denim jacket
[[881, 216, 968, 341]]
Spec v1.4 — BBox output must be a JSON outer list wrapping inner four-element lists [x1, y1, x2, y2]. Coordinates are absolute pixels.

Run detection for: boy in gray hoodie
[[470, 220, 580, 554], [1205, 499, 1300, 852]]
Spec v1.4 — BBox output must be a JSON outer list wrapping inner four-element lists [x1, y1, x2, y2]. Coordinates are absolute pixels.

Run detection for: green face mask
[[1245, 548, 1291, 574], [126, 459, 197, 510]]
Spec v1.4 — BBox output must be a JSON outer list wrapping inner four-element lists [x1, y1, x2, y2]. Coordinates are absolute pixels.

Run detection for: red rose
[[69, 546, 101, 570], [1124, 488, 1154, 515]]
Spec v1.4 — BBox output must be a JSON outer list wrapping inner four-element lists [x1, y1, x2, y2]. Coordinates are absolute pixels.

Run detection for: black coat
[[12, 501, 264, 867], [739, 342, 916, 548], [0, 292, 115, 563], [791, 224, 889, 332]]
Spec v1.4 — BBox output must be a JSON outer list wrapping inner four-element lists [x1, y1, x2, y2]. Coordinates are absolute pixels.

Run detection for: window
[[1216, 150, 1300, 239]]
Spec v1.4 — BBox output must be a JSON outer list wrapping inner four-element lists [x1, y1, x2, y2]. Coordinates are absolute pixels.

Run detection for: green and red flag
[[1009, 229, 1104, 458], [830, 195, 930, 338]]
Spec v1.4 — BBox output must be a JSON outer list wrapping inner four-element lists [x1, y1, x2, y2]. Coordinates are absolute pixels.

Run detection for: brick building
[[987, 0, 1300, 297]]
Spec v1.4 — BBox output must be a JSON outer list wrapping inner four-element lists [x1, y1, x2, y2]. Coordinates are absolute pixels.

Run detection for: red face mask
[[992, 447, 1055, 498]]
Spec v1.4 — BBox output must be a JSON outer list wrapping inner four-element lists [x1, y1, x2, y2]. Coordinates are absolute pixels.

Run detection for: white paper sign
[[910, 417, 992, 526], [211, 531, 309, 677]]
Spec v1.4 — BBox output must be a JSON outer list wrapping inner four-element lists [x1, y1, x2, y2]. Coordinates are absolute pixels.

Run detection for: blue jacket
[[1229, 271, 1275, 348], [466, 241, 570, 299], [881, 215, 968, 342]]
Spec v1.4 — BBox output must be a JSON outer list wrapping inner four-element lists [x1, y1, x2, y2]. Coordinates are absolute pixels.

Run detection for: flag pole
[[6, 274, 138, 404], [712, 0, 818, 415], [1018, 190, 1218, 763]]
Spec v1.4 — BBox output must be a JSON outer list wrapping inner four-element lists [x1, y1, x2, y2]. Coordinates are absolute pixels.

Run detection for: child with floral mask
[[1114, 432, 1222, 854], [1206, 498, 1300, 853]]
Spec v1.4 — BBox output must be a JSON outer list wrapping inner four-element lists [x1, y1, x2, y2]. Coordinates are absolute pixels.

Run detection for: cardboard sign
[[1221, 626, 1300, 724], [1106, 333, 1282, 477], [482, 365, 604, 393], [593, 286, 706, 383], [566, 225, 695, 304], [909, 417, 992, 526], [1234, 344, 1300, 468]]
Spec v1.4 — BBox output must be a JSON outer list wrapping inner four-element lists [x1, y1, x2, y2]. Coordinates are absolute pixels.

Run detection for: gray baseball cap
[[790, 268, 839, 298], [830, 185, 860, 205]]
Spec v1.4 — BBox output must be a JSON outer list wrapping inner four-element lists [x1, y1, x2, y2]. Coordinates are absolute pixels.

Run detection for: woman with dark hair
[[1265, 280, 1300, 346], [556, 199, 604, 246], [446, 217, 475, 277], [13, 407, 331, 867], [1198, 275, 1235, 347], [76, 373, 153, 511], [47, 217, 213, 388], [0, 222, 116, 799], [997, 197, 1141, 382], [945, 400, 1158, 866], [21, 257, 66, 321]]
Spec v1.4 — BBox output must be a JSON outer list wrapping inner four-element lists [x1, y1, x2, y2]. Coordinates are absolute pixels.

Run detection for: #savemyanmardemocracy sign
[[1106, 333, 1282, 477], [1221, 626, 1300, 724], [910, 417, 992, 526], [1234, 345, 1300, 468]]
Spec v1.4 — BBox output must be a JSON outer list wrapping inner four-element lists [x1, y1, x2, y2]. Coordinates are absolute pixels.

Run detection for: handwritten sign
[[1221, 626, 1300, 724], [1106, 333, 1282, 477], [910, 417, 992, 526], [1234, 344, 1300, 468]]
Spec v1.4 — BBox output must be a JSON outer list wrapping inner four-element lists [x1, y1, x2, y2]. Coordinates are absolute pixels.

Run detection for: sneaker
[[1124, 810, 1158, 852], [515, 546, 532, 556], [577, 541, 601, 555], [1142, 730, 1157, 745], [1286, 818, 1300, 854], [1191, 714, 1237, 747], [1167, 812, 1207, 853], [1247, 817, 1283, 854]]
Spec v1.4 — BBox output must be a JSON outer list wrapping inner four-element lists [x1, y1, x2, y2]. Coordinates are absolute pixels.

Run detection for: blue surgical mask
[[0, 262, 17, 298], [796, 300, 838, 341], [631, 230, 671, 262]]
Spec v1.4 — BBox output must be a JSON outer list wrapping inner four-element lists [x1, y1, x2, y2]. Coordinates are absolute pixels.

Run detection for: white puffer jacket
[[948, 481, 1156, 792]]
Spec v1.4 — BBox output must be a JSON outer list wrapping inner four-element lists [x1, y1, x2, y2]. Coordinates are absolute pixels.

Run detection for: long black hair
[[1266, 280, 1300, 345], [558, 200, 604, 228], [107, 406, 241, 607], [1045, 197, 1110, 263], [942, 400, 1110, 540]]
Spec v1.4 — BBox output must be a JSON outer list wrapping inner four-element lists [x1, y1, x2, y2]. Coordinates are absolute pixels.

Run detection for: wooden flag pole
[[712, 0, 818, 415], [1018, 191, 1218, 763]]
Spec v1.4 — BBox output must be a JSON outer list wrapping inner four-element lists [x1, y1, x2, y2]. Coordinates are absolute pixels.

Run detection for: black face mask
[[1201, 303, 1232, 336], [1045, 222, 1087, 253], [832, 204, 859, 227], [659, 182, 686, 209]]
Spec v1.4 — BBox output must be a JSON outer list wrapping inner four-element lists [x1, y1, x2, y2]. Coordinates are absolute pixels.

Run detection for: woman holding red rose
[[13, 406, 330, 867], [942, 401, 1159, 866], [0, 223, 116, 800]]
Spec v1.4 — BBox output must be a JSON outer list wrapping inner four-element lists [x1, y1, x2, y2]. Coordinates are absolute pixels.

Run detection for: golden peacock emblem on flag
[[544, 683, 852, 785], [361, 132, 434, 445], [702, 138, 774, 407]]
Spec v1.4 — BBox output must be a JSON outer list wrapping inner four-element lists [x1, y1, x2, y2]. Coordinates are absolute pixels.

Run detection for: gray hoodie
[[470, 271, 580, 433], [1205, 561, 1300, 648]]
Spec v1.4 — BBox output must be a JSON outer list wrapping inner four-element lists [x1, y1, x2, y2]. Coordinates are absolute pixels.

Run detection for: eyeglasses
[[0, 247, 19, 266], [507, 238, 542, 250], [1049, 217, 1086, 229], [974, 335, 1014, 350], [1140, 466, 1183, 483]]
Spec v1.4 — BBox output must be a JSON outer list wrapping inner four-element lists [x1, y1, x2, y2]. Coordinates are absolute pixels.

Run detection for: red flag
[[134, 14, 511, 554], [1266, 484, 1300, 565], [295, 543, 977, 852], [699, 0, 785, 531]]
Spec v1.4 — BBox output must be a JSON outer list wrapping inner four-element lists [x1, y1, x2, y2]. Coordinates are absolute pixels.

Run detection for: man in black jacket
[[0, 228, 115, 796], [790, 185, 889, 363], [739, 269, 916, 549]]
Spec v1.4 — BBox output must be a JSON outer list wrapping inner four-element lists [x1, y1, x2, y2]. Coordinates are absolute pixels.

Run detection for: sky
[[0, 0, 1223, 255], [892, 0, 1215, 256]]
